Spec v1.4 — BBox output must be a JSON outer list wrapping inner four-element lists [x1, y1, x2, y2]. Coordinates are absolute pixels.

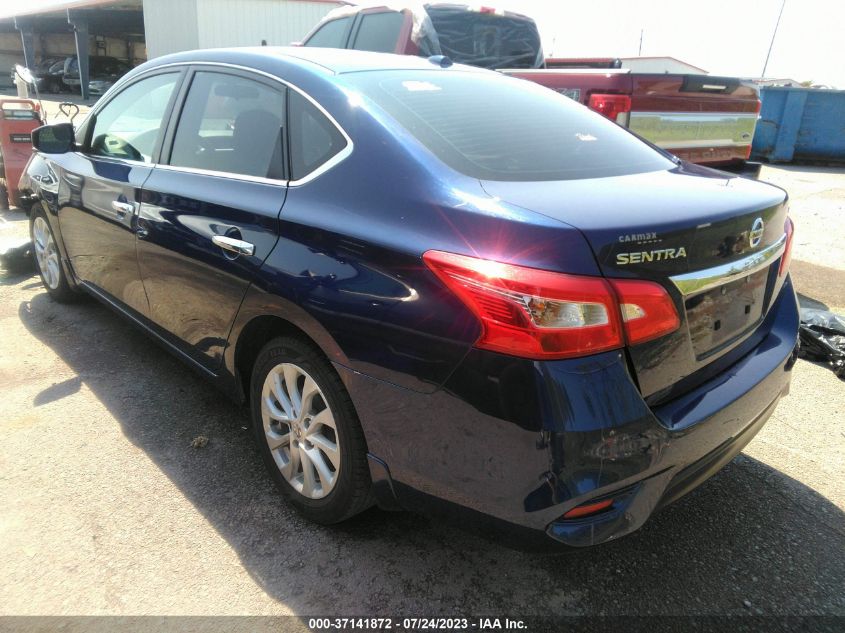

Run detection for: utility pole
[[762, 0, 786, 77], [638, 29, 643, 56]]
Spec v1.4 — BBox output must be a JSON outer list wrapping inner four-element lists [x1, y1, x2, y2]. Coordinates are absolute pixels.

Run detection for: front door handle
[[111, 200, 135, 219], [212, 234, 255, 257]]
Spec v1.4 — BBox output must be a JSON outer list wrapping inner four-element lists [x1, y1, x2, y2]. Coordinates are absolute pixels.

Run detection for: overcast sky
[[520, 0, 843, 87], [4, 0, 844, 87]]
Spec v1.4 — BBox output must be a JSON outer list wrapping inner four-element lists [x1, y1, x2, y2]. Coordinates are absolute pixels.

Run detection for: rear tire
[[30, 208, 76, 302], [250, 336, 374, 524]]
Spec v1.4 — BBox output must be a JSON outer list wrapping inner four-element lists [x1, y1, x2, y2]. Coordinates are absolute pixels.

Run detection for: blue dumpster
[[752, 87, 845, 163]]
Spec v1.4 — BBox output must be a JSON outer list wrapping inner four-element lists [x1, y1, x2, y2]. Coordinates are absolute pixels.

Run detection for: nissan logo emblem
[[750, 217, 764, 248]]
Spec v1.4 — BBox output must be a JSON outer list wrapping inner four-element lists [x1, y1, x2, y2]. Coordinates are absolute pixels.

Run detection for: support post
[[13, 17, 37, 71], [67, 10, 90, 100]]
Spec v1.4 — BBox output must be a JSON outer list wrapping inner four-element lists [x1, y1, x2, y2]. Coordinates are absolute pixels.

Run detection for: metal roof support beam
[[67, 9, 90, 100], [13, 17, 36, 71]]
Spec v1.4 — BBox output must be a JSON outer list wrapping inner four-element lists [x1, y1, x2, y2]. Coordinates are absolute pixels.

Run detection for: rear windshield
[[426, 7, 542, 69], [344, 70, 674, 182]]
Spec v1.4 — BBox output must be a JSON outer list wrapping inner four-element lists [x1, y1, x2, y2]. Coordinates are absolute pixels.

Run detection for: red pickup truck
[[507, 60, 761, 175], [301, 3, 761, 176]]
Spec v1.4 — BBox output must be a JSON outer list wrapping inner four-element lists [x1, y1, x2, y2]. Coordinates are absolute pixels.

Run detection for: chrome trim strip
[[71, 151, 151, 168], [155, 163, 288, 186], [89, 60, 354, 187], [630, 111, 759, 119], [502, 68, 632, 75], [653, 139, 751, 150], [669, 234, 787, 296]]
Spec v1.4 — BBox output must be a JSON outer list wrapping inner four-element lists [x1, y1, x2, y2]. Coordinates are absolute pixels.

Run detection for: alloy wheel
[[261, 362, 340, 499], [33, 216, 61, 290]]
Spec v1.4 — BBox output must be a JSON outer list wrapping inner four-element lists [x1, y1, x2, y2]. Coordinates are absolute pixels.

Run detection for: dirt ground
[[0, 164, 843, 620]]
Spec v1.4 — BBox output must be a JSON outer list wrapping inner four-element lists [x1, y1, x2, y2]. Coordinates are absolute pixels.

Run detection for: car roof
[[281, 46, 489, 74], [144, 46, 487, 77]]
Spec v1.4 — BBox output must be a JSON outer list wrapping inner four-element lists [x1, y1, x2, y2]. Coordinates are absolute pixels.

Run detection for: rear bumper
[[338, 276, 799, 548]]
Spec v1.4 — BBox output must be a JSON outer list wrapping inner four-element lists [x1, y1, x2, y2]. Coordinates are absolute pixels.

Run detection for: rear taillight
[[779, 217, 794, 277], [423, 251, 623, 359], [609, 279, 681, 345], [587, 93, 631, 123], [423, 251, 680, 360]]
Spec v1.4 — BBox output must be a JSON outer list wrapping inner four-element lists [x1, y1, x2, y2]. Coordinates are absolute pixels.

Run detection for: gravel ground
[[0, 165, 843, 620]]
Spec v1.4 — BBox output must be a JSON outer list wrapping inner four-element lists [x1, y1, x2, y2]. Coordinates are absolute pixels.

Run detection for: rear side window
[[352, 11, 404, 53], [288, 91, 347, 181], [426, 7, 542, 69], [169, 71, 286, 179], [344, 71, 674, 182], [304, 17, 352, 48]]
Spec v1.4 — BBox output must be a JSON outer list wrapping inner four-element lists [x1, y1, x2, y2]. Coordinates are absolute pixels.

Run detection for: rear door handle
[[212, 234, 255, 257], [111, 200, 135, 218]]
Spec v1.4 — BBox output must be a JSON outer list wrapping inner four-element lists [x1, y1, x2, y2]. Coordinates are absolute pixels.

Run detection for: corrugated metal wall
[[142, 0, 339, 58], [143, 0, 199, 58], [196, 0, 339, 48]]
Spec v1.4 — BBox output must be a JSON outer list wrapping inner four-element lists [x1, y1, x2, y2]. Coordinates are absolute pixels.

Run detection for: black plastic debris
[[0, 238, 34, 275], [798, 295, 845, 378]]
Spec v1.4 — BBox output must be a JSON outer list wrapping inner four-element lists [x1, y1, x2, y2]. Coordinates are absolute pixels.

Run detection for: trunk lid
[[482, 166, 790, 399]]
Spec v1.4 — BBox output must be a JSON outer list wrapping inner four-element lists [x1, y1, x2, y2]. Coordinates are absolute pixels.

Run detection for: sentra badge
[[616, 247, 687, 265]]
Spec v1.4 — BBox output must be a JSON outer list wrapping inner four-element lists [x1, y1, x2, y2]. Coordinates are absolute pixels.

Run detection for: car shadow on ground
[[17, 290, 845, 617]]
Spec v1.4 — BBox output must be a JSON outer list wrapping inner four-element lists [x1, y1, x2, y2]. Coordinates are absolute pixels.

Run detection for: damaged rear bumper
[[340, 277, 799, 549]]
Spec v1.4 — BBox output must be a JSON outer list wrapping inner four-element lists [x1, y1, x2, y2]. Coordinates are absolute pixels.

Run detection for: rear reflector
[[562, 498, 614, 519], [779, 217, 794, 277], [609, 279, 681, 345], [423, 250, 624, 359], [587, 93, 632, 122]]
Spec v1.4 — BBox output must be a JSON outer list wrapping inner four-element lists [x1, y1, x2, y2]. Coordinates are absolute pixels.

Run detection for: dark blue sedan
[[25, 48, 798, 547]]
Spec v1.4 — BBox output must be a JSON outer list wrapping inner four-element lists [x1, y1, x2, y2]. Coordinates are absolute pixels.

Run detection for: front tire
[[30, 208, 76, 302], [250, 336, 373, 524]]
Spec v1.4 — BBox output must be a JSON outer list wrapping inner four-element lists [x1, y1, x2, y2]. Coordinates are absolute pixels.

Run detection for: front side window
[[288, 91, 347, 181], [343, 70, 674, 182], [88, 72, 178, 162], [304, 16, 352, 48], [352, 11, 405, 53], [169, 71, 286, 179]]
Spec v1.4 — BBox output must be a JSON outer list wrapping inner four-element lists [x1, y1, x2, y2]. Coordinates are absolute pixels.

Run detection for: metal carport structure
[[1, 0, 144, 100]]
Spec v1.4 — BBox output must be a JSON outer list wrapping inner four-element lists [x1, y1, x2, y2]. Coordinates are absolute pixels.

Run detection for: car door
[[55, 69, 182, 315], [136, 67, 288, 371]]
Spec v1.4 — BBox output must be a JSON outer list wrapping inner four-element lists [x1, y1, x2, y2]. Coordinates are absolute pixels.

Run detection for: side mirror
[[32, 123, 75, 154]]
